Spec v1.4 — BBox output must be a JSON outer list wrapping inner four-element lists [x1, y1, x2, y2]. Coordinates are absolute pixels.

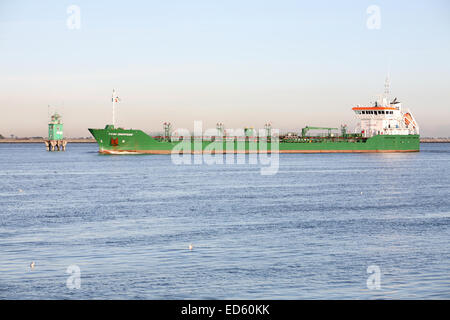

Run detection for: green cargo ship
[[88, 126, 419, 154], [89, 89, 420, 154]]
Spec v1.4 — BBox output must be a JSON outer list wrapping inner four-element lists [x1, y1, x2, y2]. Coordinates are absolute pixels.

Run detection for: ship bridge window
[[362, 111, 366, 114]]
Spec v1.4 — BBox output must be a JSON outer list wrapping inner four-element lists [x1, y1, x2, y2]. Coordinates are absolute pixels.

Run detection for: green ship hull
[[88, 126, 420, 154]]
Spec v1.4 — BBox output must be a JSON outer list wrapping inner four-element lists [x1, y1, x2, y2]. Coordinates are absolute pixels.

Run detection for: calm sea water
[[0, 143, 449, 299]]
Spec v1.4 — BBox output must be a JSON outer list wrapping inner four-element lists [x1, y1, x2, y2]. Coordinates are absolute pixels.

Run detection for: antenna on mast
[[384, 62, 391, 101], [111, 89, 121, 128], [384, 75, 390, 96], [382, 64, 391, 107], [112, 89, 115, 128]]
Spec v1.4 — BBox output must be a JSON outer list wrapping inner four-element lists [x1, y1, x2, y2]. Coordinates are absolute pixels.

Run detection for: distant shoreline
[[1, 138, 449, 143], [0, 138, 96, 143], [420, 138, 450, 143]]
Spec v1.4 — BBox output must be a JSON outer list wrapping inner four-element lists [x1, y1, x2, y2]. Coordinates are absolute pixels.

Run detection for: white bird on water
[[188, 244, 193, 250], [30, 261, 35, 269]]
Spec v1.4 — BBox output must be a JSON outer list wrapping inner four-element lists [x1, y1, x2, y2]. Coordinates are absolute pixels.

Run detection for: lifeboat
[[404, 112, 417, 129]]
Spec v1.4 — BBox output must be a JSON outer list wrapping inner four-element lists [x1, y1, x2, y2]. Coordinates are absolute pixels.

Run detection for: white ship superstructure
[[352, 78, 419, 137]]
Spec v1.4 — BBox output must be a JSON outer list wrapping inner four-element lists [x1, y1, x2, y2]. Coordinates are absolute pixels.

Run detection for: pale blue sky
[[0, 0, 449, 137]]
